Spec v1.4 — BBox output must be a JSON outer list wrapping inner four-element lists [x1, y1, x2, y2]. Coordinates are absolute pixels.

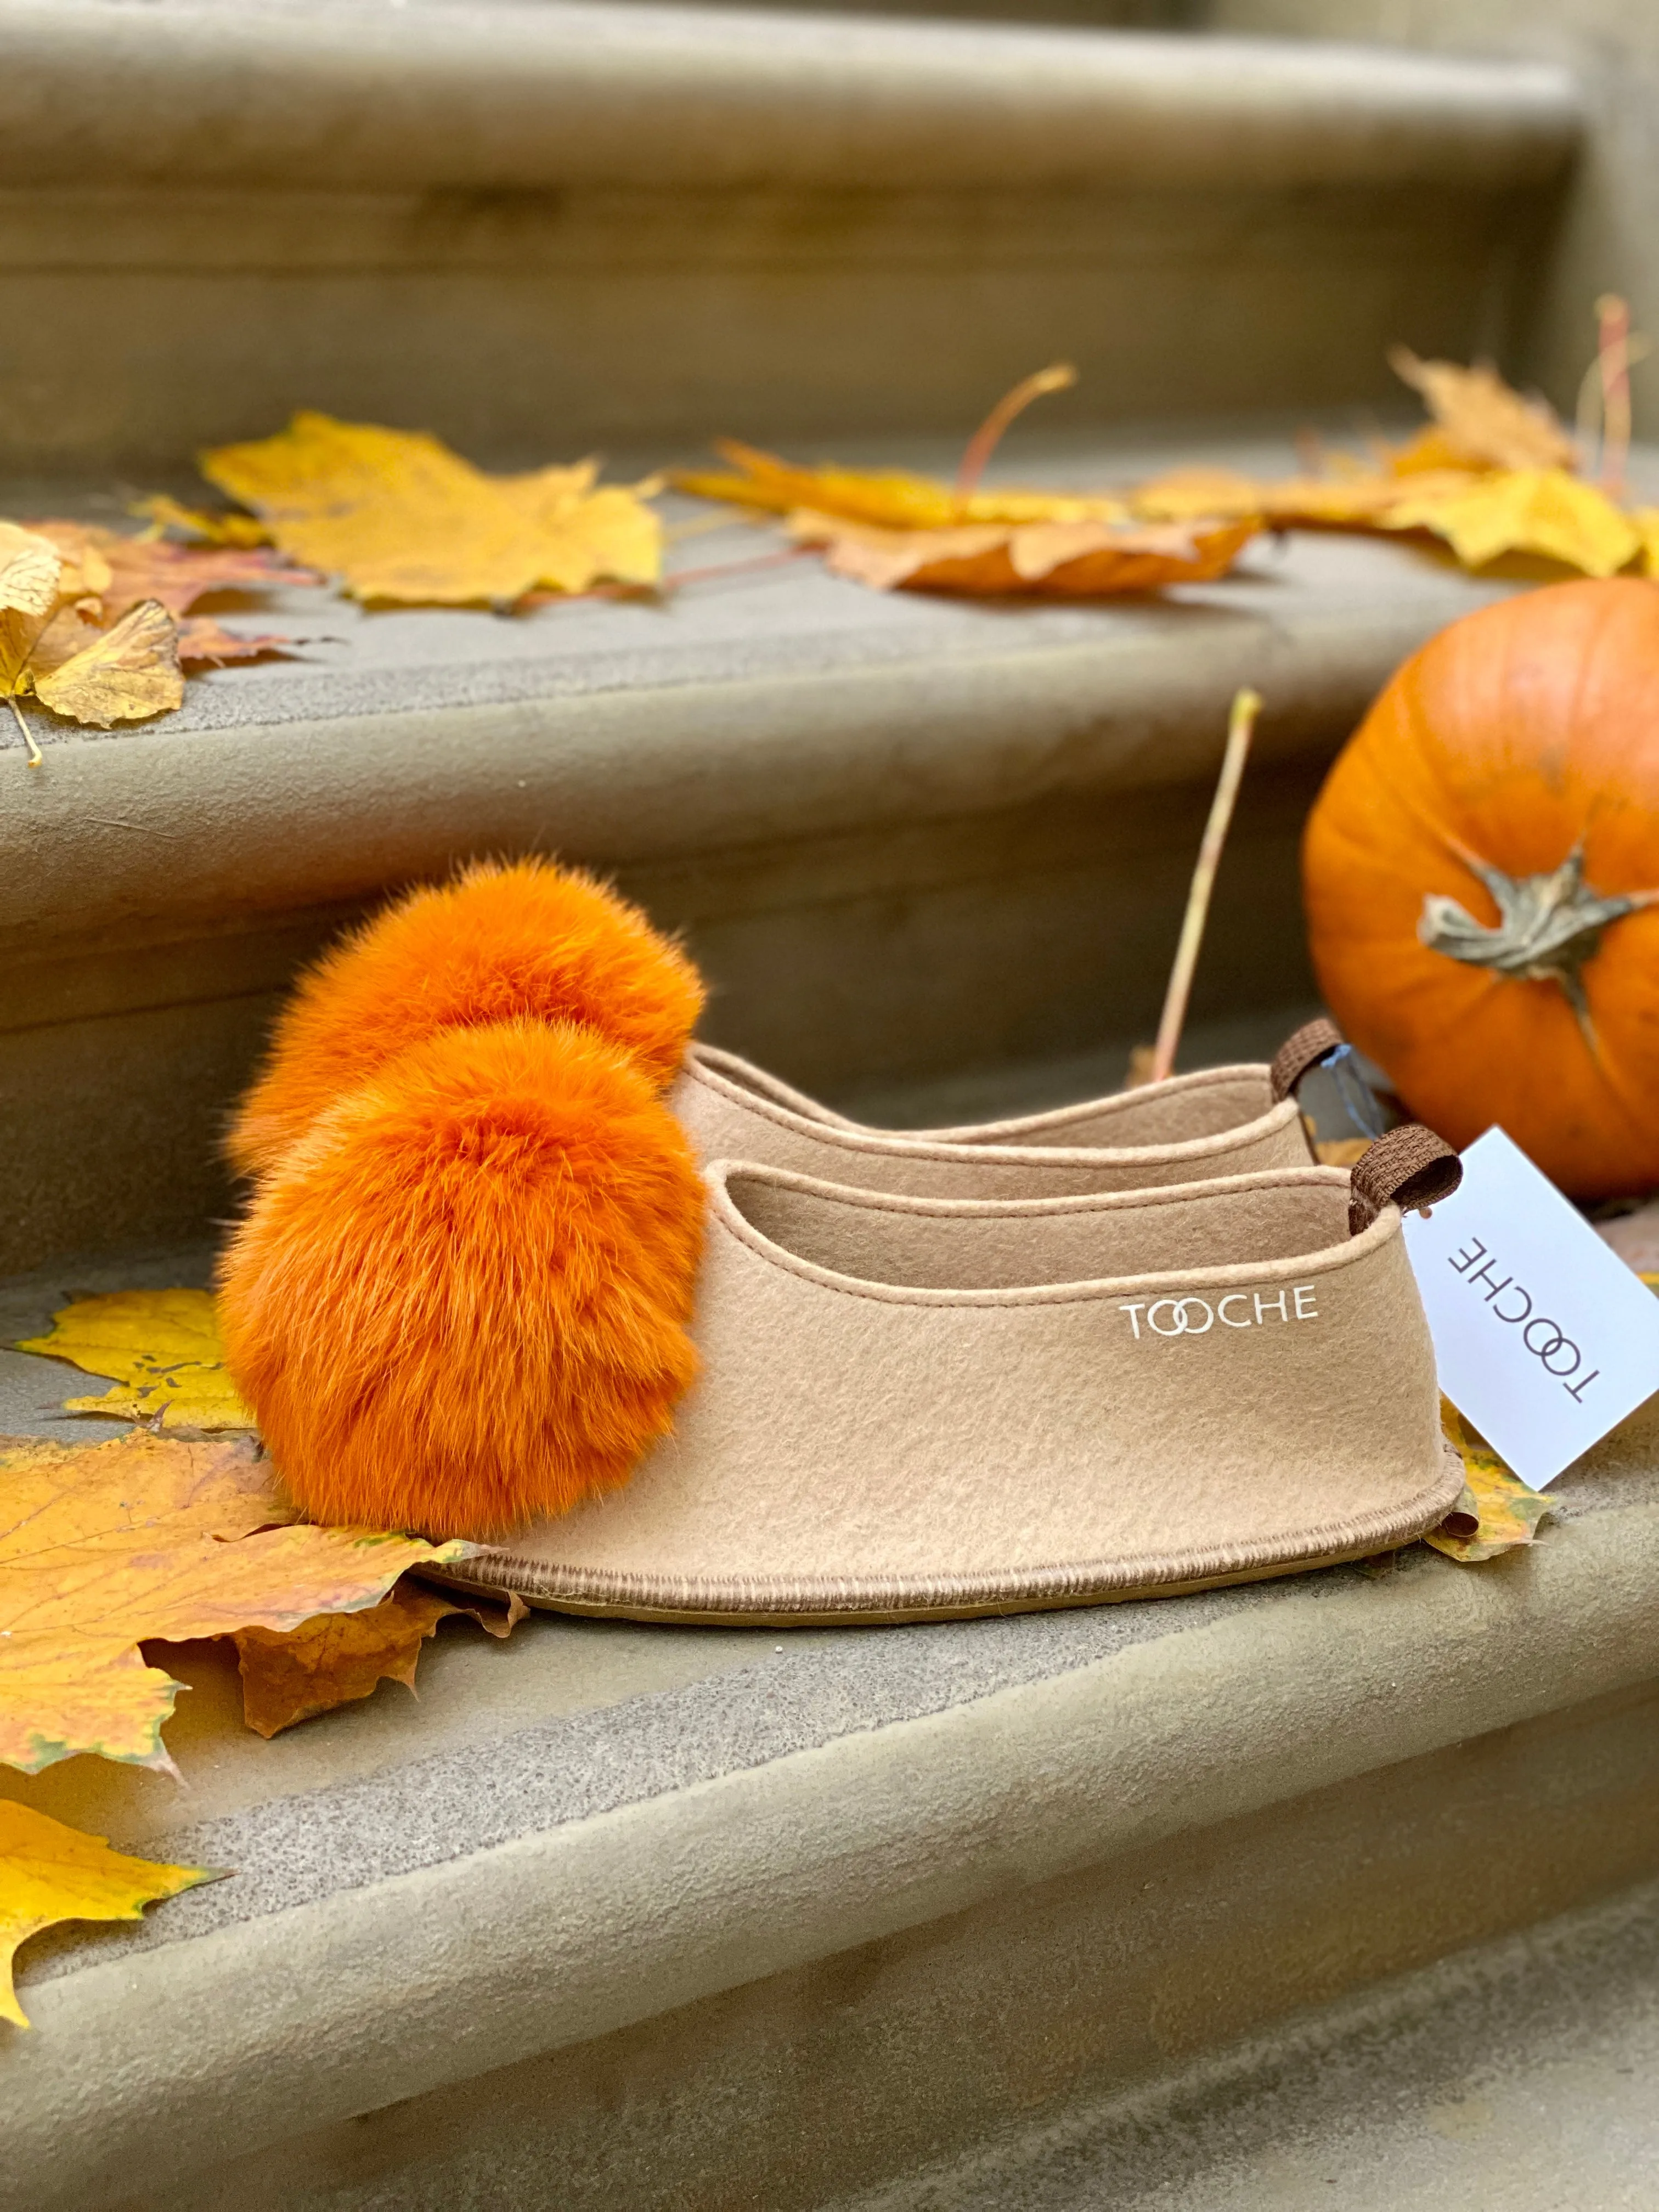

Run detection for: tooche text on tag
[[1446, 1237, 1600, 1403]]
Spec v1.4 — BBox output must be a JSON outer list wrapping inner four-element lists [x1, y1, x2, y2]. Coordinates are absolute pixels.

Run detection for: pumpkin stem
[[1419, 845, 1656, 1043]]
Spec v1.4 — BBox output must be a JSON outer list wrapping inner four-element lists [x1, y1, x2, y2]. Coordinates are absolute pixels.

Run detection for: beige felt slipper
[[448, 1126, 1463, 1624], [670, 1020, 1343, 1199]]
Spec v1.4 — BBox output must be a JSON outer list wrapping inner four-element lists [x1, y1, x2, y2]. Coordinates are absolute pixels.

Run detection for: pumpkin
[[1304, 577, 1659, 1199]]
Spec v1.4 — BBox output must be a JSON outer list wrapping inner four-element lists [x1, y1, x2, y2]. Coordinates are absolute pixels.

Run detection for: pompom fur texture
[[218, 1020, 704, 1539], [228, 858, 704, 1178]]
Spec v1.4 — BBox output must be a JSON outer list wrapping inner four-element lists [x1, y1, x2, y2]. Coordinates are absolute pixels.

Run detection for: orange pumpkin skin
[[1304, 577, 1659, 1200]]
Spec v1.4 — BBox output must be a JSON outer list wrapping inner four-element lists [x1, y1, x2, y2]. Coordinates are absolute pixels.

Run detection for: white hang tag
[[1402, 1126, 1659, 1488]]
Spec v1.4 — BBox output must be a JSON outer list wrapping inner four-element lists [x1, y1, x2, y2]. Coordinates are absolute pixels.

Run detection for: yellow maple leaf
[[1129, 463, 1483, 528], [1425, 1403, 1555, 1563], [1626, 508, 1659, 580], [200, 413, 662, 605], [233, 1579, 524, 1739], [128, 493, 275, 549], [1387, 347, 1578, 473], [788, 510, 1255, 596], [0, 1431, 470, 1771], [675, 437, 1131, 533], [1381, 466, 1640, 577], [18, 1288, 255, 1431], [0, 1800, 218, 2029], [0, 1637, 184, 1778]]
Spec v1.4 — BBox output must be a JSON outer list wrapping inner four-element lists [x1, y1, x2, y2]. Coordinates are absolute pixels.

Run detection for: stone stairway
[[5, 3, 1658, 2207], [0, 0, 1589, 1271], [0, 0, 1577, 470], [2, 1237, 1656, 2208]]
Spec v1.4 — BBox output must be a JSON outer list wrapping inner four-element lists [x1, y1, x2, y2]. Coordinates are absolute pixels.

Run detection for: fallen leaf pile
[[0, 1291, 531, 2029], [675, 430, 1261, 597], [3, 414, 663, 747], [199, 412, 663, 606], [677, 337, 1659, 593], [1, 515, 308, 750], [0, 1801, 216, 2028], [0, 1429, 470, 1775], [1128, 346, 1654, 579]]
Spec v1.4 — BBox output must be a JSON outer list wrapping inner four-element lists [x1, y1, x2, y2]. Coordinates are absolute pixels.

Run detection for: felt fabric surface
[[465, 1161, 1457, 1617], [674, 1051, 1313, 1199]]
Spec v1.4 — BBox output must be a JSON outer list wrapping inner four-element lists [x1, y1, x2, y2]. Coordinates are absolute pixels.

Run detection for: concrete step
[[1, 1220, 1655, 2210], [847, 1877, 1659, 2210], [1, 422, 1587, 1272], [0, 0, 1579, 473]]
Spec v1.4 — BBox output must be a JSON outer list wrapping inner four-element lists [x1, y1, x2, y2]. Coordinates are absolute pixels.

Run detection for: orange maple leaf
[[790, 510, 1257, 596], [0, 1431, 471, 1774]]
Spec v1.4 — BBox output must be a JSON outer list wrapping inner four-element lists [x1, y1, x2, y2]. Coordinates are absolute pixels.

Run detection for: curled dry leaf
[[0, 521, 64, 622], [25, 520, 312, 625], [0, 1801, 218, 2029], [18, 1289, 256, 1432], [1, 517, 306, 739], [0, 1430, 470, 1773], [233, 1579, 526, 1738], [17, 1293, 523, 1741], [1128, 354, 1635, 579], [200, 412, 663, 605], [1128, 464, 1482, 527], [792, 508, 1256, 596], [25, 599, 184, 726], [1426, 1403, 1555, 1564], [1386, 348, 1578, 473], [674, 438, 1130, 532], [129, 493, 275, 549], [174, 617, 298, 667]]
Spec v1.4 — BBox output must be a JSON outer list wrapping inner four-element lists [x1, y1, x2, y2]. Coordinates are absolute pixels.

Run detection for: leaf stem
[[1148, 688, 1261, 1084], [955, 364, 1077, 496], [6, 694, 42, 768]]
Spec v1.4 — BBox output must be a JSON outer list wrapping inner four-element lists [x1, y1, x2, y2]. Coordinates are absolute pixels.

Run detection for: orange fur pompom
[[228, 859, 704, 1178], [217, 1020, 704, 1538]]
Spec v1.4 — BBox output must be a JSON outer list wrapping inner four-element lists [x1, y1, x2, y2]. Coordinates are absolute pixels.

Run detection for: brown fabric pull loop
[[1348, 1124, 1462, 1235], [1269, 1017, 1345, 1103]]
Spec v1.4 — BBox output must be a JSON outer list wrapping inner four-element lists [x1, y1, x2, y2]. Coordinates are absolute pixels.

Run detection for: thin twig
[[658, 545, 817, 592], [1147, 688, 1262, 1084], [1596, 293, 1633, 500], [955, 364, 1077, 496], [6, 695, 42, 768]]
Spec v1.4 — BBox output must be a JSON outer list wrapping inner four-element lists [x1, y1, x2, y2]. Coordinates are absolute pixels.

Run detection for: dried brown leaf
[[28, 599, 183, 725], [792, 509, 1255, 596], [26, 520, 312, 624], [1388, 348, 1578, 473], [0, 522, 63, 620], [174, 617, 299, 667], [232, 1578, 524, 1737], [0, 1430, 470, 1771]]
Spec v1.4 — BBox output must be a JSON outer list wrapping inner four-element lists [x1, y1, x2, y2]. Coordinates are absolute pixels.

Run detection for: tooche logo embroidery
[[1119, 1285, 1318, 1338]]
